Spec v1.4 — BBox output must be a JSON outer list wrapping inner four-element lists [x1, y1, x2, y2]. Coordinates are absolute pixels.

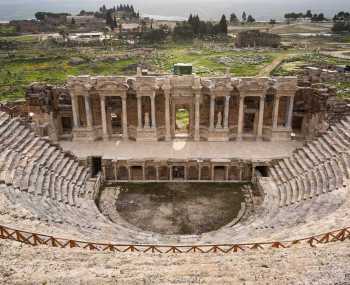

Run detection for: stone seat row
[[269, 117, 350, 207], [0, 112, 91, 207]]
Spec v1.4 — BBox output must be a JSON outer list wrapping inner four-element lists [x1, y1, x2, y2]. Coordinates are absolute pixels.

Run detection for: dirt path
[[257, 54, 291, 77]]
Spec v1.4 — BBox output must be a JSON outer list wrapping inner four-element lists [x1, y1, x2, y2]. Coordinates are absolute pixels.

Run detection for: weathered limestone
[[269, 116, 350, 207], [0, 111, 92, 207], [66, 75, 297, 142]]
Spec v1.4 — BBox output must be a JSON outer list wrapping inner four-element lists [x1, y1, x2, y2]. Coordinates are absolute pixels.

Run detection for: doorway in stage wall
[[175, 106, 190, 138]]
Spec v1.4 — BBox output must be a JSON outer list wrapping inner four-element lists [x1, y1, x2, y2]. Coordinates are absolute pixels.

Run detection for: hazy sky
[[1, 0, 350, 21]]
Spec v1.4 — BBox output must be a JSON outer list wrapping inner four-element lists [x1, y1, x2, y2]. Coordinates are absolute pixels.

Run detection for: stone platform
[[59, 140, 302, 161]]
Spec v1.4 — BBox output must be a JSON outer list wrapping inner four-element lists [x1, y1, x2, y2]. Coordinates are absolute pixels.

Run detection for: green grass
[[0, 25, 17, 36], [175, 109, 190, 129], [0, 48, 138, 101], [327, 81, 350, 99], [273, 53, 350, 76], [149, 46, 280, 76]]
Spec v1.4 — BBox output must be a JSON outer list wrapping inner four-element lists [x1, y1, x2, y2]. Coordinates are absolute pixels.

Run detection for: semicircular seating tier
[[0, 110, 350, 246]]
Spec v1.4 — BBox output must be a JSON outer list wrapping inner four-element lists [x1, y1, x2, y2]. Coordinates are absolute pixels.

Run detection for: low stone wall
[[302, 67, 350, 83]]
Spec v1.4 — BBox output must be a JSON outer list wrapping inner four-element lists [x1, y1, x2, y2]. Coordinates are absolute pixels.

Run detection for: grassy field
[[328, 81, 350, 99], [1, 30, 350, 102], [272, 53, 350, 76], [149, 43, 287, 76], [0, 38, 293, 101], [0, 42, 139, 101]]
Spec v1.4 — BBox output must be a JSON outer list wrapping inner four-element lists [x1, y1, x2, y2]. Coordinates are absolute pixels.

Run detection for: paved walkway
[[60, 140, 302, 161]]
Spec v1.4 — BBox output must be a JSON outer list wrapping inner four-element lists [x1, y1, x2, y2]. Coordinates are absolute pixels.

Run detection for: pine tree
[[247, 15, 255, 23], [219, 15, 228, 34], [230, 13, 239, 24], [242, 11, 247, 22]]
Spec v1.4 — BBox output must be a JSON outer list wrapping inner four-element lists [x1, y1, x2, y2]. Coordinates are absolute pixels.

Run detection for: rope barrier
[[0, 224, 349, 254]]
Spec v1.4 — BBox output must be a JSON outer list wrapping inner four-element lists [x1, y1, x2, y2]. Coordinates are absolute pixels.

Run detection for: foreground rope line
[[1, 224, 350, 253]]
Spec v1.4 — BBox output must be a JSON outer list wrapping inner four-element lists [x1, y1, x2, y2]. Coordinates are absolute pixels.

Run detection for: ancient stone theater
[[1, 69, 350, 282]]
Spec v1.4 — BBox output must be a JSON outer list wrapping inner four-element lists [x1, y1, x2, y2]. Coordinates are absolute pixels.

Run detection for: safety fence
[[0, 224, 349, 254]]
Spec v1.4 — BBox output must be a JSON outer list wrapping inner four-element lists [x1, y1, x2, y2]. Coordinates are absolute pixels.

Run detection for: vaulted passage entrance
[[175, 107, 190, 138]]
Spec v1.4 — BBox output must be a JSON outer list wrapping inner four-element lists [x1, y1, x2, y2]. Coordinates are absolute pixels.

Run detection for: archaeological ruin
[[235, 30, 281, 48], [1, 68, 350, 283]]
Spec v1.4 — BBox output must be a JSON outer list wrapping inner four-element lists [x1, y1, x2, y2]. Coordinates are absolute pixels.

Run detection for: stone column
[[84, 96, 93, 129], [142, 165, 146, 181], [224, 96, 230, 129], [137, 96, 142, 128], [71, 95, 80, 128], [151, 95, 156, 128], [237, 96, 245, 140], [122, 96, 128, 139], [272, 95, 280, 129], [257, 96, 265, 139], [170, 166, 173, 181], [225, 166, 229, 181], [156, 167, 160, 181], [194, 93, 200, 141], [286, 95, 294, 129], [164, 91, 171, 141], [209, 95, 215, 130], [100, 96, 108, 140], [113, 162, 117, 180]]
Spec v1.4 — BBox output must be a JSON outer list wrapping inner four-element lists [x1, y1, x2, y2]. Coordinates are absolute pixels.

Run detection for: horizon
[[0, 0, 350, 21]]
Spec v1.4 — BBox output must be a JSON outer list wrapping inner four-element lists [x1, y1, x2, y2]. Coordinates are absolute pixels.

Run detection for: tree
[[71, 18, 76, 25], [305, 10, 312, 18], [141, 28, 168, 43], [269, 19, 276, 26], [105, 10, 113, 28], [247, 15, 255, 23], [112, 15, 117, 29], [332, 21, 350, 32], [242, 11, 247, 22], [230, 13, 239, 24], [173, 22, 194, 41], [219, 15, 228, 34]]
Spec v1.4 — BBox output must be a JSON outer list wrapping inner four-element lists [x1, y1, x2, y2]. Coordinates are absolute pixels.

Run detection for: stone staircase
[[0, 111, 91, 207], [269, 117, 350, 207], [0, 110, 350, 247]]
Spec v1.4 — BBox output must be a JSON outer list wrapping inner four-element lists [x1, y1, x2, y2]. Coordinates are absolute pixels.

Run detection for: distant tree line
[[284, 10, 326, 22], [172, 14, 228, 40]]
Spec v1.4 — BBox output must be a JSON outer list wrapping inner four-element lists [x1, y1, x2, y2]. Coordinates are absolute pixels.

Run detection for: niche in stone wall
[[159, 166, 169, 180], [131, 166, 143, 180], [188, 165, 199, 180], [146, 166, 157, 180]]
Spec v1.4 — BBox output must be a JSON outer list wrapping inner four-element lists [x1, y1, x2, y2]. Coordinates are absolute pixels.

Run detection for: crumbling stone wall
[[302, 67, 350, 83], [235, 30, 281, 48]]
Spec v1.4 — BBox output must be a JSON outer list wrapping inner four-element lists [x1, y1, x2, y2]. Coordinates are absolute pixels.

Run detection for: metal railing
[[0, 224, 349, 254]]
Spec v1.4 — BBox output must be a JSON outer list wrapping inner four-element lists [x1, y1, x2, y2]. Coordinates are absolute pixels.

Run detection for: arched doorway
[[175, 106, 190, 138]]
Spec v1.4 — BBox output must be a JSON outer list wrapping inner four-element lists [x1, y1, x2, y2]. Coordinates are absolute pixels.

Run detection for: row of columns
[[71, 93, 295, 140], [107, 163, 245, 181]]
